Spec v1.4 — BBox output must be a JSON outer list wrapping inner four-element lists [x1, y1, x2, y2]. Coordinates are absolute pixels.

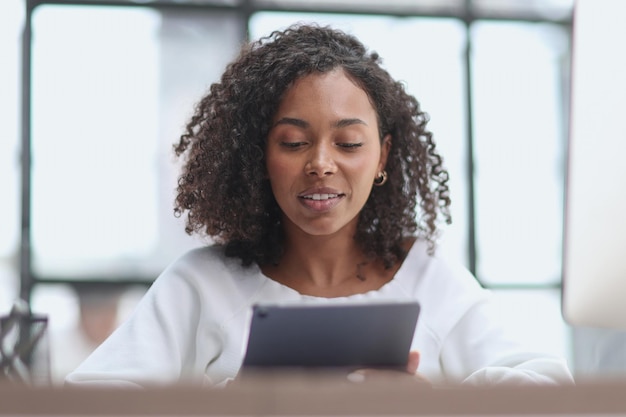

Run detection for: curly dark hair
[[174, 23, 451, 268]]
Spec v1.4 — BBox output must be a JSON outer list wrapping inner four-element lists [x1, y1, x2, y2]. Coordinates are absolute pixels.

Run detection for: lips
[[298, 188, 345, 212]]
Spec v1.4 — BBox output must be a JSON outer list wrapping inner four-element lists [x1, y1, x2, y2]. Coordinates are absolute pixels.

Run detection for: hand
[[346, 350, 431, 386], [407, 350, 420, 374]]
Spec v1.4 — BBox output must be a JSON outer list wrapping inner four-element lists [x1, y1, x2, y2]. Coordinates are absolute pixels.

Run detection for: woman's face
[[265, 68, 390, 238]]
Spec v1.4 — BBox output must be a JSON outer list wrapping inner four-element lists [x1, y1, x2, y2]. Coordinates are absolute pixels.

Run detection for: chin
[[296, 220, 355, 238]]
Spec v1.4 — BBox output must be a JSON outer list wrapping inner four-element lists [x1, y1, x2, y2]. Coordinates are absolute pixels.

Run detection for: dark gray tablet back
[[242, 301, 420, 368]]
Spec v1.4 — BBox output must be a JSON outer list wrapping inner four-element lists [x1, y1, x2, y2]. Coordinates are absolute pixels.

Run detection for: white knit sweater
[[66, 241, 573, 387]]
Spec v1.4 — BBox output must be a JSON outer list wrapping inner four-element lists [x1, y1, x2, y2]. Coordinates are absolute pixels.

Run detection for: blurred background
[[0, 0, 620, 385]]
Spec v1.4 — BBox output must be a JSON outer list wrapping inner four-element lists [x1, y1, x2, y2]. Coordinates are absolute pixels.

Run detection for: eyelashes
[[280, 141, 306, 148], [278, 141, 364, 149], [337, 142, 363, 149]]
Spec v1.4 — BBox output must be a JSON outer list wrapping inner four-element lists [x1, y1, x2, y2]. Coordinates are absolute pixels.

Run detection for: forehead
[[275, 69, 377, 120]]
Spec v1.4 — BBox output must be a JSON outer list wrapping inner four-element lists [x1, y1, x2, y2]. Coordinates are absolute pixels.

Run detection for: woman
[[66, 24, 573, 387]]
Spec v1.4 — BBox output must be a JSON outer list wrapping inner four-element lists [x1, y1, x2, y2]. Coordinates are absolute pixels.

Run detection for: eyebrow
[[334, 118, 368, 128], [273, 117, 309, 128], [273, 117, 368, 129]]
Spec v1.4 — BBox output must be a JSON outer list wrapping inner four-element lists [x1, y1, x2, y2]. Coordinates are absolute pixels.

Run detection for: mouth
[[300, 193, 341, 201], [298, 190, 345, 212]]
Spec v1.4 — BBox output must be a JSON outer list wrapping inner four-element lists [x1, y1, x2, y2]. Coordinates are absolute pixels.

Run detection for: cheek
[[267, 156, 293, 178], [351, 152, 381, 180], [266, 154, 299, 190]]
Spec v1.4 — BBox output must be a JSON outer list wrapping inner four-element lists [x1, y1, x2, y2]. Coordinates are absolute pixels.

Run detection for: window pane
[[31, 5, 243, 280], [471, 21, 569, 285], [250, 12, 470, 266], [490, 288, 572, 366]]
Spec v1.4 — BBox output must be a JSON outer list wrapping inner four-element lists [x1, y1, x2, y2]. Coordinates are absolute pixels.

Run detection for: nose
[[305, 142, 336, 177]]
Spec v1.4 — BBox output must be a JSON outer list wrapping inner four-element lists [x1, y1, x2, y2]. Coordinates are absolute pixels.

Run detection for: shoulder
[[402, 239, 484, 297], [174, 244, 227, 264], [165, 245, 242, 275], [399, 239, 490, 332], [152, 244, 258, 292]]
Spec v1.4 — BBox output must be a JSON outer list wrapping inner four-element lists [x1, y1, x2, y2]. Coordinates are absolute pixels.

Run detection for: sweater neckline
[[252, 240, 424, 301]]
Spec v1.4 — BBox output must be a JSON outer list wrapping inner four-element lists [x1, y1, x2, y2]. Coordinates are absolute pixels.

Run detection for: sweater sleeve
[[438, 289, 574, 386], [432, 274, 573, 385], [65, 250, 224, 388], [406, 247, 574, 386]]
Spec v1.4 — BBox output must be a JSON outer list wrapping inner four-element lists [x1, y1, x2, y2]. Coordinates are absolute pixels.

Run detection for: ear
[[378, 134, 392, 172]]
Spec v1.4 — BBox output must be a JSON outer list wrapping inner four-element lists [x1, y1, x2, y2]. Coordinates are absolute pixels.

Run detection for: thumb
[[406, 350, 420, 374]]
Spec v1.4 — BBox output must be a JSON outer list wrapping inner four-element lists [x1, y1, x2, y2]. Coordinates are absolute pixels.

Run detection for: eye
[[280, 141, 307, 149], [337, 142, 364, 149]]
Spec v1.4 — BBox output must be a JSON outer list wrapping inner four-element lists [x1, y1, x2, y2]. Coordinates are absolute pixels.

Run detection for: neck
[[281, 233, 366, 288], [260, 218, 399, 297]]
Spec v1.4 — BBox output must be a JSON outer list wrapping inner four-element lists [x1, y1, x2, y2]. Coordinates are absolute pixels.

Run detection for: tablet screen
[[242, 301, 420, 369]]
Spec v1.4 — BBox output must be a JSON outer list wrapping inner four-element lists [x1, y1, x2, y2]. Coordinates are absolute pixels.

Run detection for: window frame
[[19, 0, 573, 301]]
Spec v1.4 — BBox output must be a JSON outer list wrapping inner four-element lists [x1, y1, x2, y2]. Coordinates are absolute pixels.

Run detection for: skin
[[266, 69, 389, 239]]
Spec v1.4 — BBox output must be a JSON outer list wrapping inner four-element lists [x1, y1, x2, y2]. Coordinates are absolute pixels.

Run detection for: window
[[29, 5, 244, 281], [5, 0, 594, 381], [472, 21, 569, 287]]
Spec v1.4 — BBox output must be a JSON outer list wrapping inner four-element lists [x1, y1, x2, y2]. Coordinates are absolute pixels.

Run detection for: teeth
[[303, 193, 338, 201]]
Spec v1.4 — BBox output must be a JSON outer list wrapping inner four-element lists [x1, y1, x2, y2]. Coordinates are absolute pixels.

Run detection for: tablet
[[242, 300, 420, 369]]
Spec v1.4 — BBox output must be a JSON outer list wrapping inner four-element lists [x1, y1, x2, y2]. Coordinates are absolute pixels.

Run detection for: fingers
[[406, 350, 420, 374]]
